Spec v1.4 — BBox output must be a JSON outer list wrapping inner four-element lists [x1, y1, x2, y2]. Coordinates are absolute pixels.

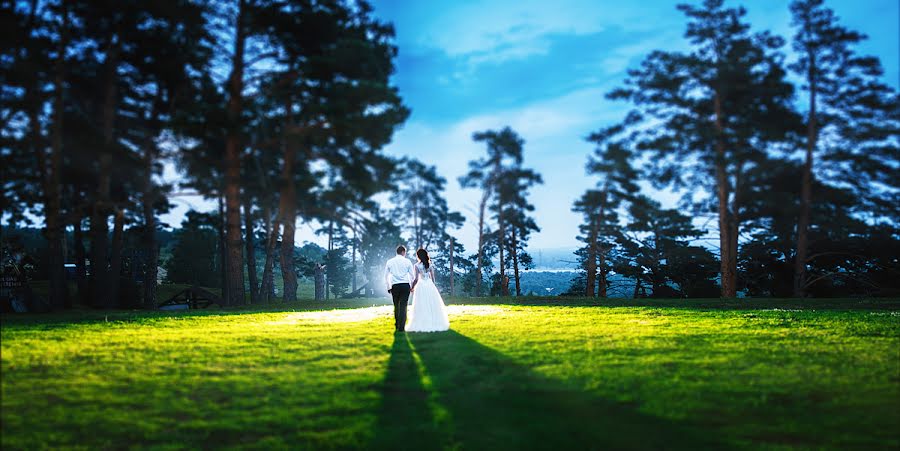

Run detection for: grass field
[[2, 297, 899, 450]]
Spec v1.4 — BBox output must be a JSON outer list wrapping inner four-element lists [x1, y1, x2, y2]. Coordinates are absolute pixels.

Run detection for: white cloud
[[597, 34, 683, 74], [417, 0, 672, 67]]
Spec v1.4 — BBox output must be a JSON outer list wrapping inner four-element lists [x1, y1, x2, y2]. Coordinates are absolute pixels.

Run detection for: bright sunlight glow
[[270, 305, 506, 324]]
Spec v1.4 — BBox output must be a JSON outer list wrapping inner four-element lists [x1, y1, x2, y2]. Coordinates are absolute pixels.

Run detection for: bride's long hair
[[416, 248, 430, 270]]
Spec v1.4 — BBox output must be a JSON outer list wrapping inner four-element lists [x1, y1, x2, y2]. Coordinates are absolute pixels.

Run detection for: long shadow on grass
[[371, 333, 448, 449], [391, 330, 721, 450]]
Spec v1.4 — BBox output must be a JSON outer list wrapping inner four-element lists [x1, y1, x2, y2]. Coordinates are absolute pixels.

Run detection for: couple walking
[[384, 246, 449, 333]]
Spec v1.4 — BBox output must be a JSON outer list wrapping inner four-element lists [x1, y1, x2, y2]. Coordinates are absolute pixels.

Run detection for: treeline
[[568, 0, 898, 298], [0, 0, 544, 308], [1, 0, 415, 308], [160, 125, 545, 301], [2, 0, 897, 309]]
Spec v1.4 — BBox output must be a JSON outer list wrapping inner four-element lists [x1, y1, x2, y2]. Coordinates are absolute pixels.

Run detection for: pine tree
[[618, 195, 716, 297], [788, 0, 900, 297], [2, 0, 207, 309], [609, 0, 798, 297], [1, 0, 68, 309], [740, 157, 898, 297], [572, 125, 639, 298], [390, 159, 462, 251], [461, 126, 527, 296], [252, 0, 408, 301], [498, 167, 542, 296], [128, 0, 213, 307]]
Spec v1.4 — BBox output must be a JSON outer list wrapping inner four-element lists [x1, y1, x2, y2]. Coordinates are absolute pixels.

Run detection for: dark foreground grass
[[2, 298, 899, 450]]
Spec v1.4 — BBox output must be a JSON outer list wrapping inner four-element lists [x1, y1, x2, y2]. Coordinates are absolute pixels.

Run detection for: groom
[[385, 245, 415, 332]]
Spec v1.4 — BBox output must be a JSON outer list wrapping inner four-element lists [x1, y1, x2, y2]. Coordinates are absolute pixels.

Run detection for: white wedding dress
[[406, 262, 450, 332]]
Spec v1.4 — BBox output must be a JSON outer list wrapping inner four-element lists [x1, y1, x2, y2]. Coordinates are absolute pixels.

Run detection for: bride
[[406, 248, 450, 332]]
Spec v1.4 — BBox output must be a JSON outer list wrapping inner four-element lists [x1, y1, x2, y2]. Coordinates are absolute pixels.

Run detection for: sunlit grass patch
[[269, 304, 506, 325], [2, 299, 898, 450]]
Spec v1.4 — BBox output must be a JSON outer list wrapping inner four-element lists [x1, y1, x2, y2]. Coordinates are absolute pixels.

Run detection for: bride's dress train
[[406, 263, 449, 332]]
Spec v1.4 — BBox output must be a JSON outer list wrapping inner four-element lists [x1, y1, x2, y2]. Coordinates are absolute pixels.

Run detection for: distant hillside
[[518, 271, 577, 295], [519, 248, 643, 297], [518, 271, 639, 298], [527, 247, 578, 270]]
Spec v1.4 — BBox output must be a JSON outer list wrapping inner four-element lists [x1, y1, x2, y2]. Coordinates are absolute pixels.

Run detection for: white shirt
[[385, 255, 415, 288]]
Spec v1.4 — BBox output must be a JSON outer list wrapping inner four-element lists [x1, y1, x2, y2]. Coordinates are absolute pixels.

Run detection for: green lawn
[[2, 298, 899, 450]]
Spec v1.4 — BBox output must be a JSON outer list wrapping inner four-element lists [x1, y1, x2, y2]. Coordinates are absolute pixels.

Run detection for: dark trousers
[[390, 283, 411, 331]]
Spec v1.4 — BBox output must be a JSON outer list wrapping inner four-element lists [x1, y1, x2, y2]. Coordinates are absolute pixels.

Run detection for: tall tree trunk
[[258, 156, 279, 303], [512, 227, 521, 296], [494, 158, 507, 297], [278, 136, 297, 301], [498, 206, 507, 297], [218, 194, 227, 299], [325, 221, 333, 300], [598, 248, 607, 298], [351, 228, 357, 294], [243, 197, 259, 303], [715, 167, 736, 298], [314, 263, 325, 301], [651, 231, 664, 296], [21, 0, 66, 309], [74, 218, 88, 305], [714, 91, 737, 298], [475, 191, 488, 297], [90, 41, 119, 308], [260, 220, 280, 302], [413, 188, 421, 249], [142, 217, 158, 309], [31, 102, 67, 311], [449, 237, 455, 296], [728, 209, 739, 294], [90, 179, 110, 307], [222, 0, 247, 306], [108, 208, 125, 307], [585, 215, 598, 297], [729, 168, 744, 299], [260, 204, 276, 301], [43, 6, 68, 310], [794, 56, 817, 298], [280, 218, 296, 301], [141, 136, 158, 309], [595, 191, 608, 298]]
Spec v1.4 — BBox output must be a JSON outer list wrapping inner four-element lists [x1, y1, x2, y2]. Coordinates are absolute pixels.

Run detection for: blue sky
[[363, 0, 899, 254], [162, 0, 899, 261]]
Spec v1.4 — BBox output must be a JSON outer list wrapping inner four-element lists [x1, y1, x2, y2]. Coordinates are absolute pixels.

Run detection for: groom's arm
[[384, 263, 392, 292]]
